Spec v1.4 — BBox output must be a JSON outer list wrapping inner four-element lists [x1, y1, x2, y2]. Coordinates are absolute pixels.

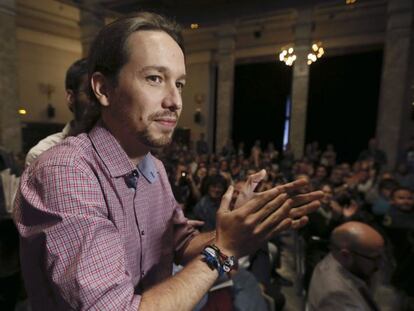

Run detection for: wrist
[[211, 244, 238, 274], [200, 244, 238, 276], [213, 239, 238, 258]]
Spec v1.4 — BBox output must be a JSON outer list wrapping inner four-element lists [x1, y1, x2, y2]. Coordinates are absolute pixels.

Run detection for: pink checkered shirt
[[14, 123, 197, 310]]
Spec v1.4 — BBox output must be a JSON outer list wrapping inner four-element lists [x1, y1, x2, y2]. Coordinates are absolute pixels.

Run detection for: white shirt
[[25, 122, 71, 168]]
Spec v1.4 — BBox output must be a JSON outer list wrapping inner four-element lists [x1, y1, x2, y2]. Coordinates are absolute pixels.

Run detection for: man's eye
[[147, 76, 163, 83], [176, 82, 185, 91]]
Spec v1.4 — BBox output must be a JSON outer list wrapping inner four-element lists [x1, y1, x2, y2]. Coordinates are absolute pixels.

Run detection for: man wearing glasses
[[307, 221, 383, 311]]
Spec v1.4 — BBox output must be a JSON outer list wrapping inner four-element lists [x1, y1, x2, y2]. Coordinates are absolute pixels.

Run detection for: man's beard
[[138, 128, 174, 149], [138, 111, 179, 148]]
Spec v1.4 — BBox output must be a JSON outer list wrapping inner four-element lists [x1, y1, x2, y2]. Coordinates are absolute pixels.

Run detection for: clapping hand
[[215, 170, 324, 257]]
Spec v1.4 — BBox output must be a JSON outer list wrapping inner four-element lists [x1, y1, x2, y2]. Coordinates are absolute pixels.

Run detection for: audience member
[[307, 221, 384, 310], [195, 133, 209, 155], [394, 162, 414, 190], [236, 142, 245, 158], [193, 174, 228, 231], [25, 58, 93, 167], [250, 140, 262, 168], [311, 164, 328, 189], [383, 187, 414, 302], [280, 143, 295, 178], [370, 178, 399, 216], [384, 187, 414, 230], [329, 166, 345, 188], [320, 144, 337, 168], [358, 138, 387, 170], [221, 139, 235, 158], [305, 142, 320, 165]]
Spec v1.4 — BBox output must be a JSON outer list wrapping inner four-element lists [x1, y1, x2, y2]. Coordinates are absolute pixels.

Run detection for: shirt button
[[141, 230, 145, 236], [141, 270, 145, 277], [132, 170, 138, 177]]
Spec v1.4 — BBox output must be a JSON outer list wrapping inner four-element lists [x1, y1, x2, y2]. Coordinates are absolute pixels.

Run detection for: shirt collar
[[88, 121, 159, 182], [62, 122, 72, 136], [137, 153, 158, 184], [88, 121, 136, 178]]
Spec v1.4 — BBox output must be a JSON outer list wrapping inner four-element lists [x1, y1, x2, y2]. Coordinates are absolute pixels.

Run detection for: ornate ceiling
[[63, 0, 355, 26]]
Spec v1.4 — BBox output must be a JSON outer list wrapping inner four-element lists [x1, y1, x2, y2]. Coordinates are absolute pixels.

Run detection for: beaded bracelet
[[201, 246, 222, 275], [201, 245, 238, 276]]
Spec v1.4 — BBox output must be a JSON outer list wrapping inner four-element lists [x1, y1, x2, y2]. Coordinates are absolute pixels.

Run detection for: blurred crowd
[[1, 134, 414, 310], [155, 134, 414, 310]]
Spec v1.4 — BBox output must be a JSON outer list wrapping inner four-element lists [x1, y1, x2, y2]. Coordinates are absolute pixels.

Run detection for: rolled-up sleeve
[[14, 164, 141, 311]]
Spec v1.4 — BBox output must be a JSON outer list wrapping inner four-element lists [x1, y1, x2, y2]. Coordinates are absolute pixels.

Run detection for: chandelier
[[279, 47, 296, 66], [307, 43, 324, 65], [279, 42, 325, 66]]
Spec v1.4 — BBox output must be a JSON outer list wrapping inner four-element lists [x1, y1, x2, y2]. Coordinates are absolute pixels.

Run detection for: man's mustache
[[149, 111, 179, 120]]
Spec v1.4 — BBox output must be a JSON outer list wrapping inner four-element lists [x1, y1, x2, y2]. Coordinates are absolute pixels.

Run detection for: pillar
[[0, 0, 22, 153], [290, 8, 313, 158], [215, 24, 236, 152], [376, 0, 413, 168]]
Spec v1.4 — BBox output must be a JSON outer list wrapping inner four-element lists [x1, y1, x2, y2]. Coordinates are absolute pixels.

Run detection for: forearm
[[139, 256, 218, 311], [180, 231, 216, 264]]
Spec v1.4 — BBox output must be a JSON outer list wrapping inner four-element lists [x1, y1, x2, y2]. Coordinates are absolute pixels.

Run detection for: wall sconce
[[18, 108, 27, 115], [194, 108, 202, 124], [47, 103, 55, 118], [194, 93, 205, 104], [194, 93, 205, 125]]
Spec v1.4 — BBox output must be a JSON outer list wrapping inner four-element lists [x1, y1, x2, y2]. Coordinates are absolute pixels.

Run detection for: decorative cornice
[[17, 27, 81, 53]]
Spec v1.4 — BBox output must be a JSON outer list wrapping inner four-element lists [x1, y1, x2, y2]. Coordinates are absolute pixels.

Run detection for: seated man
[[14, 12, 323, 311], [307, 221, 384, 311], [383, 187, 414, 231]]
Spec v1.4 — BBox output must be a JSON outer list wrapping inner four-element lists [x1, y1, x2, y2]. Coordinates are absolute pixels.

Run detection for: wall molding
[[17, 27, 81, 53]]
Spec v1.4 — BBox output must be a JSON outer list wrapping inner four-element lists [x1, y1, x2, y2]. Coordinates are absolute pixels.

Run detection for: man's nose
[[162, 84, 182, 111]]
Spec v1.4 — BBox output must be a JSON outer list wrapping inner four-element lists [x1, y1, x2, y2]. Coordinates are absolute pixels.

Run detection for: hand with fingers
[[214, 171, 324, 258]]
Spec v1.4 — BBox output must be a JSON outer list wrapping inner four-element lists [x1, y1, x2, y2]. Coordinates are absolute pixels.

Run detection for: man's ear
[[66, 90, 75, 112], [91, 72, 112, 107]]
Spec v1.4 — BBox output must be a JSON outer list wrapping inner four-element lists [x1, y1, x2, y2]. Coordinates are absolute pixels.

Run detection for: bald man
[[307, 221, 383, 311]]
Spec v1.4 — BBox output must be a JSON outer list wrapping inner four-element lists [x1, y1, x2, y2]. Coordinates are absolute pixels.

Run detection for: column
[[215, 24, 236, 152], [0, 0, 22, 153], [79, 0, 105, 57], [376, 0, 413, 168], [290, 8, 313, 159]]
